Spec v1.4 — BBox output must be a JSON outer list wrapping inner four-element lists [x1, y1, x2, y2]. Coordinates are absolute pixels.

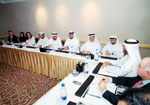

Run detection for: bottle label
[[95, 59, 98, 61], [61, 96, 67, 100], [84, 71, 88, 74]]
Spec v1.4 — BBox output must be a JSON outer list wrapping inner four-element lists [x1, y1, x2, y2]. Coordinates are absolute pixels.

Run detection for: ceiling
[[0, 0, 26, 4]]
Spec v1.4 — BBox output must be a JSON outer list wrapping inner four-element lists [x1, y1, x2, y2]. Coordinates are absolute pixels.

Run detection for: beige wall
[[0, 0, 150, 58]]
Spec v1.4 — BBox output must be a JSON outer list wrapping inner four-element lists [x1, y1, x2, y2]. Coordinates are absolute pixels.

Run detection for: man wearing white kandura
[[81, 33, 101, 55], [101, 35, 123, 58], [64, 31, 80, 52], [102, 39, 141, 77], [45, 32, 62, 50], [36, 32, 48, 48]]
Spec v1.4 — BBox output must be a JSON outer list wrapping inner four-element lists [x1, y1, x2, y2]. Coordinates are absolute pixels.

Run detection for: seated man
[[45, 32, 62, 50], [36, 32, 48, 48], [99, 57, 150, 105], [64, 31, 80, 52], [81, 33, 101, 55], [118, 88, 150, 105], [7, 30, 18, 43], [101, 35, 123, 58], [102, 39, 141, 77]]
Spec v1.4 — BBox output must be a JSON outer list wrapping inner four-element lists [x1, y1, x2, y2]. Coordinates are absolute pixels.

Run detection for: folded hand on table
[[99, 81, 107, 92], [105, 51, 111, 56], [46, 45, 51, 49], [82, 51, 91, 55], [38, 45, 42, 48], [99, 77, 109, 92], [64, 46, 69, 50], [102, 62, 111, 68], [86, 51, 91, 55]]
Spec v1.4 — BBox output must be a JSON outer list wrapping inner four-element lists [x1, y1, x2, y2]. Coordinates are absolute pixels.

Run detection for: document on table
[[83, 76, 116, 105], [83, 83, 102, 105], [83, 83, 113, 105], [98, 66, 118, 77]]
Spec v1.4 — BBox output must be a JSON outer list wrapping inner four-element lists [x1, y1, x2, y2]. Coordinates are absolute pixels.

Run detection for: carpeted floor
[[0, 62, 60, 105]]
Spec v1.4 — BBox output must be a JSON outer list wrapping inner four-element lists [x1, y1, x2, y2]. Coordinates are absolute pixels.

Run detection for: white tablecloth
[[33, 60, 113, 105], [1, 44, 117, 105]]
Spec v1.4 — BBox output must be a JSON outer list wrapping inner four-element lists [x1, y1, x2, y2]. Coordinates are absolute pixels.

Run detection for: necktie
[[133, 80, 143, 88]]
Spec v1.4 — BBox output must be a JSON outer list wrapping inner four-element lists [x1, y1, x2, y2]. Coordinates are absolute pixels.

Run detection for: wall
[[0, 0, 150, 58]]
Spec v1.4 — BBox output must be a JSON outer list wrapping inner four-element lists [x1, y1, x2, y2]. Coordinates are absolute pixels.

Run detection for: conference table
[[33, 59, 118, 105], [0, 45, 88, 80], [0, 44, 118, 105], [32, 54, 117, 105]]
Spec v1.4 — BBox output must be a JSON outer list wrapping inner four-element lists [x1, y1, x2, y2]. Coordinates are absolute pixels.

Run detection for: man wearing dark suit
[[99, 57, 150, 105], [7, 30, 18, 43], [118, 88, 150, 105]]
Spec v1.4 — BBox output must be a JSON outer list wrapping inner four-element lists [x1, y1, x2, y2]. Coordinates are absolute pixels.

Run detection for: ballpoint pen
[[87, 94, 101, 99]]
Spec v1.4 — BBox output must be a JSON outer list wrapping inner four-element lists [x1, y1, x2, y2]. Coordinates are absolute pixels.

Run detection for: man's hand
[[105, 51, 111, 56], [102, 62, 111, 68], [82, 51, 91, 54], [86, 51, 91, 55], [38, 45, 42, 48], [99, 81, 107, 92], [64, 46, 69, 50], [100, 77, 109, 83], [46, 45, 51, 49], [82, 50, 86, 54]]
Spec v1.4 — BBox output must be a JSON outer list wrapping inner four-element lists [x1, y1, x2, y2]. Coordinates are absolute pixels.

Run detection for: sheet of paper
[[83, 84, 102, 105], [83, 77, 115, 105], [98, 67, 118, 77]]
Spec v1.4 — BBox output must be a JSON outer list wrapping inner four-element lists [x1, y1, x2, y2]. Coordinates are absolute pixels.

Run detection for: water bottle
[[84, 62, 89, 74], [60, 83, 67, 101], [95, 49, 99, 61], [2, 40, 5, 45], [69, 45, 74, 54], [22, 43, 26, 48], [51, 44, 54, 50], [84, 55, 89, 74]]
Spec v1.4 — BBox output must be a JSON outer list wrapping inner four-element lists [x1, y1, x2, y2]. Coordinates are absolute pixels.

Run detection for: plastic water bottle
[[95, 49, 99, 61], [60, 83, 67, 101], [2, 40, 5, 45], [51, 44, 54, 50], [84, 62, 89, 74], [84, 56, 89, 74], [69, 46, 74, 54]]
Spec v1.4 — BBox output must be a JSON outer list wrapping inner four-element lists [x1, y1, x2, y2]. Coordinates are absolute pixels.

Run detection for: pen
[[87, 94, 101, 99], [110, 64, 121, 68]]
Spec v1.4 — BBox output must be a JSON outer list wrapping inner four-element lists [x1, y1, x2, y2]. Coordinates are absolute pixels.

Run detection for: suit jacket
[[103, 76, 150, 105], [8, 35, 18, 43]]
